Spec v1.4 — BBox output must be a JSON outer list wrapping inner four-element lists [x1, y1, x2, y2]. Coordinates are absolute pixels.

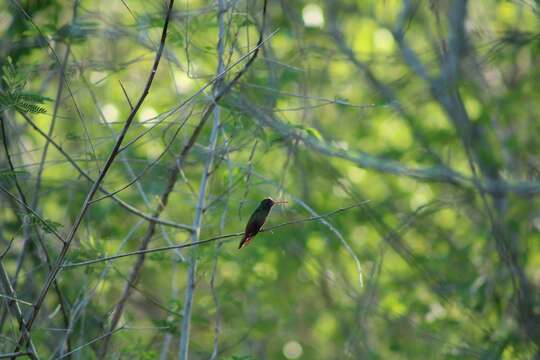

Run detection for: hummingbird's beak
[[272, 200, 288, 205]]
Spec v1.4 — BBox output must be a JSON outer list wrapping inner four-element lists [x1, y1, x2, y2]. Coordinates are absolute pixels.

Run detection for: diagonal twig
[[10, 0, 177, 354], [62, 201, 369, 269]]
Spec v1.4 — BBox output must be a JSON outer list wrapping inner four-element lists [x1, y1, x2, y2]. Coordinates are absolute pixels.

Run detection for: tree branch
[[11, 0, 176, 354], [178, 0, 227, 357], [62, 202, 368, 269]]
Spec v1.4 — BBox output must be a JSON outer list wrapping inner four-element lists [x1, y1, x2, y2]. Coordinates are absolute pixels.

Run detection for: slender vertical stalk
[[177, 68, 221, 360], [209, 131, 233, 360], [178, 3, 226, 359], [159, 266, 179, 360]]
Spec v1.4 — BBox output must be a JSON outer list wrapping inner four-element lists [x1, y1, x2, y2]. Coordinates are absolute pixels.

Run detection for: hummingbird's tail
[[238, 235, 252, 249]]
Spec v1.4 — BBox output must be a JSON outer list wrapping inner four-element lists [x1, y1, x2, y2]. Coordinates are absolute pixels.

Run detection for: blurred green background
[[1, 0, 540, 358]]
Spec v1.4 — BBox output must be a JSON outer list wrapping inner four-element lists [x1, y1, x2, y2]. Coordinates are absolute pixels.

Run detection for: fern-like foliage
[[0, 57, 52, 114]]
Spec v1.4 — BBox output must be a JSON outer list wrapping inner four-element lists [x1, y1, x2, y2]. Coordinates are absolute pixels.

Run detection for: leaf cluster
[[0, 57, 52, 114]]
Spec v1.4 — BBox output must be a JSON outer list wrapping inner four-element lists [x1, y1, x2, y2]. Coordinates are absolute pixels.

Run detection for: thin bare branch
[[178, 0, 227, 356], [0, 352, 33, 360], [56, 326, 125, 360], [11, 0, 177, 353], [17, 112, 193, 231], [62, 201, 368, 269], [0, 263, 39, 359]]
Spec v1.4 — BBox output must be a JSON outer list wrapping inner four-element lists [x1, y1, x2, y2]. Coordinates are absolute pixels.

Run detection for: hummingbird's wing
[[238, 212, 265, 249]]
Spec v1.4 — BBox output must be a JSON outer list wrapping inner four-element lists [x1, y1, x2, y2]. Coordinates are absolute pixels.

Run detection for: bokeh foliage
[[1, 0, 540, 359]]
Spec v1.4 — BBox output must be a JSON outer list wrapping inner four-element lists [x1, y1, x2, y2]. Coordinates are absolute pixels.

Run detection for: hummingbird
[[238, 198, 287, 249]]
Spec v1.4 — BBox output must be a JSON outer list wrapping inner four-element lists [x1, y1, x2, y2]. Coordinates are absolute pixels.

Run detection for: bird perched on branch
[[238, 198, 287, 249]]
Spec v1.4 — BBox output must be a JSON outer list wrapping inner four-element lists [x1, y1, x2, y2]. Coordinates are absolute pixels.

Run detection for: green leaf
[[1, 58, 51, 114], [17, 92, 53, 104], [24, 214, 64, 234], [56, 21, 98, 42], [290, 124, 324, 141], [0, 169, 31, 180], [15, 102, 48, 114], [66, 131, 81, 141], [305, 126, 324, 141]]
